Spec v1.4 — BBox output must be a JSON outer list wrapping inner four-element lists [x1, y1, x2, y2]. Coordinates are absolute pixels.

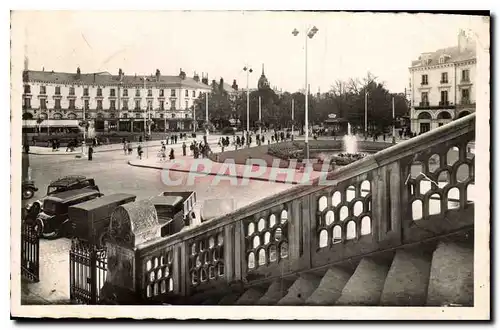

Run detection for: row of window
[[419, 88, 470, 106], [420, 69, 470, 86], [24, 98, 194, 110], [31, 112, 192, 120], [24, 85, 203, 98]]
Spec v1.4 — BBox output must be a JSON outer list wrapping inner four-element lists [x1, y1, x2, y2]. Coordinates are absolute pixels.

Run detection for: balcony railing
[[419, 102, 430, 107], [440, 80, 449, 84], [439, 101, 450, 106], [100, 113, 476, 304]]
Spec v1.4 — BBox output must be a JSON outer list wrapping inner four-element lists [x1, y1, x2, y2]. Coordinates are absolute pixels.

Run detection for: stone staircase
[[197, 239, 474, 306]]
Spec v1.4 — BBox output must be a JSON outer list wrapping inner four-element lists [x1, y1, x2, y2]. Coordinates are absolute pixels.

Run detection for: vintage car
[[153, 191, 198, 237], [22, 180, 38, 200], [67, 193, 136, 246], [29, 188, 104, 239], [23, 176, 100, 221]]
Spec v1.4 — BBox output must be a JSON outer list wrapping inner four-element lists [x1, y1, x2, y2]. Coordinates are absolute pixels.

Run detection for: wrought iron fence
[[69, 239, 107, 304], [21, 222, 40, 283]]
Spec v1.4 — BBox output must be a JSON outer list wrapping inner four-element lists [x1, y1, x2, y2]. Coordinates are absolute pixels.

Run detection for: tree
[[194, 82, 234, 128]]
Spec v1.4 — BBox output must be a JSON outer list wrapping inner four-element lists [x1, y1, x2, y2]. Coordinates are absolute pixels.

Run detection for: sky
[[14, 11, 487, 94]]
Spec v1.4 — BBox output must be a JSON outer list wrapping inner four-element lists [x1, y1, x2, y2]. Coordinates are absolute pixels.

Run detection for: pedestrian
[[169, 148, 175, 160], [182, 142, 187, 156], [88, 145, 93, 161], [123, 140, 127, 155], [127, 141, 133, 155], [138, 144, 143, 160]]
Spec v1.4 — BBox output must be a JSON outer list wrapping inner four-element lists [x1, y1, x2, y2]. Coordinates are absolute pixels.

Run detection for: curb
[[127, 161, 310, 185]]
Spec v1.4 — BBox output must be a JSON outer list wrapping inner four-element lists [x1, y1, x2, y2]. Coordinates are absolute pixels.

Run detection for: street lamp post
[[258, 96, 262, 137], [291, 98, 295, 137], [205, 92, 209, 137], [243, 66, 253, 147], [365, 91, 368, 137], [292, 25, 318, 161]]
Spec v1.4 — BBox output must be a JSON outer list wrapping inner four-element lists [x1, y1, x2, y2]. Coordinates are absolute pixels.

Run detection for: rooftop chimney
[[232, 79, 238, 91], [155, 69, 161, 82], [193, 72, 200, 82], [179, 68, 186, 80], [202, 73, 209, 85], [76, 67, 81, 80]]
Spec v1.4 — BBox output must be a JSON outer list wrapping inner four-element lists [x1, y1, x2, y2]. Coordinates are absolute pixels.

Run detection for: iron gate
[[69, 239, 107, 304], [21, 222, 40, 282]]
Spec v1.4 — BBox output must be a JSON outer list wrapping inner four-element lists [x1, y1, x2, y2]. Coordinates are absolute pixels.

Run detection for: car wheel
[[22, 188, 35, 200], [42, 229, 60, 240]]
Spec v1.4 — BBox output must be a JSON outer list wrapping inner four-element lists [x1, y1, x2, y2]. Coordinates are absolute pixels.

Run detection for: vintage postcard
[[10, 10, 490, 320]]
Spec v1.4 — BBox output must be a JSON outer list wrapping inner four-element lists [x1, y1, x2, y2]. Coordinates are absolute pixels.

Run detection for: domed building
[[257, 64, 270, 91]]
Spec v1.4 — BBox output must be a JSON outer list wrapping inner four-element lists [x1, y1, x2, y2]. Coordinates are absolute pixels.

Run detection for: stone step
[[426, 241, 474, 306], [380, 249, 433, 306], [217, 292, 242, 305], [305, 267, 352, 305], [277, 274, 322, 306], [235, 287, 266, 305], [335, 257, 390, 306], [256, 279, 293, 305]]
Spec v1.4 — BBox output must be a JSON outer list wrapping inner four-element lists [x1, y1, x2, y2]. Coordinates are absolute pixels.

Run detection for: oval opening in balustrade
[[213, 248, 220, 261], [410, 163, 424, 179], [149, 271, 155, 282], [269, 245, 277, 262], [165, 265, 170, 277], [168, 278, 174, 292], [217, 263, 224, 276], [429, 193, 441, 215], [361, 216, 371, 235], [209, 265, 216, 279], [353, 201, 363, 217], [340, 206, 348, 221], [154, 257, 159, 268], [160, 256, 165, 266], [274, 228, 282, 241], [258, 249, 266, 266], [447, 187, 460, 209], [253, 236, 260, 248], [412, 199, 423, 220], [361, 180, 371, 197], [203, 251, 209, 264], [146, 285, 152, 298], [332, 225, 342, 244], [153, 283, 159, 296], [200, 268, 207, 282], [268, 214, 276, 229], [346, 185, 356, 202], [248, 252, 255, 269], [195, 256, 201, 267], [199, 241, 205, 251], [438, 171, 450, 189], [269, 214, 277, 227], [191, 243, 196, 256], [456, 163, 470, 183], [217, 233, 224, 245], [146, 260, 152, 271], [209, 237, 215, 248], [264, 232, 271, 244], [419, 178, 432, 195], [281, 210, 288, 224], [191, 271, 198, 285], [466, 140, 475, 160], [160, 280, 166, 293], [467, 183, 475, 203], [318, 196, 328, 212], [332, 191, 341, 207], [258, 218, 266, 232], [319, 229, 328, 248], [280, 242, 289, 258], [157, 268, 162, 279], [325, 210, 335, 226], [428, 154, 440, 173], [346, 221, 356, 240], [447, 147, 459, 166], [248, 222, 255, 236]]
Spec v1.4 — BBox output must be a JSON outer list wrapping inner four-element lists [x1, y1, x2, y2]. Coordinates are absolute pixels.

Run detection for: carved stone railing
[[102, 114, 475, 304]]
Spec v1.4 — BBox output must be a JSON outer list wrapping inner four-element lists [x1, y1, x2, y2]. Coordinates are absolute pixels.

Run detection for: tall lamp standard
[[243, 66, 253, 147], [292, 25, 319, 161]]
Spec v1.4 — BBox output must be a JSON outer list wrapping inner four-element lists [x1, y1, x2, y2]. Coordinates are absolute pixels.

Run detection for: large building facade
[[22, 68, 212, 133], [409, 30, 476, 134]]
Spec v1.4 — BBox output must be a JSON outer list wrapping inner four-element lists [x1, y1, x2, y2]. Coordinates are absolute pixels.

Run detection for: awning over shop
[[22, 119, 80, 128]]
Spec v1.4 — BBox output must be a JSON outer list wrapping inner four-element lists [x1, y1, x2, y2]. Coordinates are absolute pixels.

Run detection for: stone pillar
[[100, 199, 162, 304]]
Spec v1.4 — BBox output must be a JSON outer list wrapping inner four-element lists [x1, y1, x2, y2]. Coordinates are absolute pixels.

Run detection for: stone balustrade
[[101, 114, 475, 304]]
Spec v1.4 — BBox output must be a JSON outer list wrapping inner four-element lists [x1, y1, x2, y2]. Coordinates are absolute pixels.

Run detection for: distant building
[[22, 67, 211, 133], [409, 30, 476, 134]]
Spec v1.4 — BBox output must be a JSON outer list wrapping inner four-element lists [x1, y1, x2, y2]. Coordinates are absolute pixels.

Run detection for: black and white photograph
[[9, 10, 490, 320]]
